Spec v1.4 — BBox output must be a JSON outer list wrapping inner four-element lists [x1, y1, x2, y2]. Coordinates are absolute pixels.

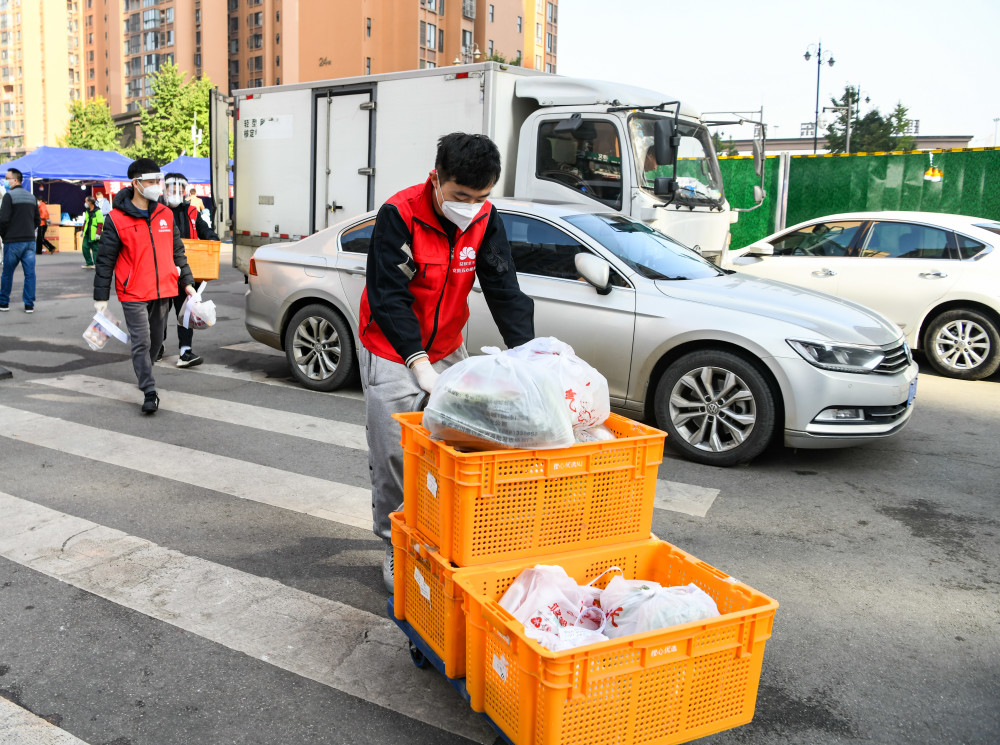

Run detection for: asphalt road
[[0, 249, 997, 745]]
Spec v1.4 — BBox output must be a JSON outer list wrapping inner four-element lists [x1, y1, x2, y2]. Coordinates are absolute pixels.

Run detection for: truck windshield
[[564, 213, 723, 280], [629, 115, 724, 207]]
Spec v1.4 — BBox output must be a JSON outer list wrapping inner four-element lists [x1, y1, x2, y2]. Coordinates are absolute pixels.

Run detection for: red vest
[[359, 179, 492, 364], [182, 204, 199, 238], [108, 202, 180, 302]]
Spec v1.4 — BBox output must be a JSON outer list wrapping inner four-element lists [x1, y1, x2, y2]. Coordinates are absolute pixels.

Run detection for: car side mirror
[[744, 242, 774, 257], [575, 252, 612, 295]]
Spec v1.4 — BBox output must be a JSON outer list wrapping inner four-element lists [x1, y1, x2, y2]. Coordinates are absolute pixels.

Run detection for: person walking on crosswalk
[[93, 158, 198, 414], [358, 133, 534, 592], [0, 167, 40, 313]]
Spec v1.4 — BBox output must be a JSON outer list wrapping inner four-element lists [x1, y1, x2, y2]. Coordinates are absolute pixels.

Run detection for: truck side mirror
[[575, 252, 612, 295], [654, 118, 678, 168], [653, 177, 677, 198], [753, 185, 765, 204], [752, 136, 765, 179]]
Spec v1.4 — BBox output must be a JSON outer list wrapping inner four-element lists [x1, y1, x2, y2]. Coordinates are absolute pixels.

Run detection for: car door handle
[[472, 286, 483, 293], [919, 271, 948, 279], [811, 269, 837, 277], [343, 266, 366, 276]]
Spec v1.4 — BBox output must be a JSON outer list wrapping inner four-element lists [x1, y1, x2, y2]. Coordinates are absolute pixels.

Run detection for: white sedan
[[730, 211, 1000, 380]]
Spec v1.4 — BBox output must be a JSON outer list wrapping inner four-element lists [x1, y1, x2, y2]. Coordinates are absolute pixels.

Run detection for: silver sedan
[[245, 199, 919, 466]]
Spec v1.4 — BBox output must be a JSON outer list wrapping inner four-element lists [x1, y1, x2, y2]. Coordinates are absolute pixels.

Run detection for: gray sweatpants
[[359, 345, 468, 542], [121, 298, 173, 393]]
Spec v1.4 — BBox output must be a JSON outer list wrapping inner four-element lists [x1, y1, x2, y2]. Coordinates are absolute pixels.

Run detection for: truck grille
[[873, 343, 911, 375]]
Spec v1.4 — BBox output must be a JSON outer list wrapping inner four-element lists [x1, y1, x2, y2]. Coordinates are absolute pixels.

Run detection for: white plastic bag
[[423, 349, 574, 450], [499, 337, 611, 432], [499, 565, 607, 651], [82, 309, 130, 351], [178, 281, 217, 330], [601, 574, 719, 638], [575, 424, 617, 443]]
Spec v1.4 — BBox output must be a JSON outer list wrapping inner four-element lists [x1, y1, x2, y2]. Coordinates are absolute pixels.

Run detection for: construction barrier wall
[[719, 147, 1000, 249]]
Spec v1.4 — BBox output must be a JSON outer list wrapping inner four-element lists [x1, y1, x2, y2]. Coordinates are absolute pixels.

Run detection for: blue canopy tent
[[2, 146, 133, 221]]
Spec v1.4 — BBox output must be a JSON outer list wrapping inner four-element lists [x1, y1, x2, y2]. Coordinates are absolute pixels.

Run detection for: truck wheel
[[284, 304, 357, 391], [654, 349, 776, 467], [922, 309, 1000, 380]]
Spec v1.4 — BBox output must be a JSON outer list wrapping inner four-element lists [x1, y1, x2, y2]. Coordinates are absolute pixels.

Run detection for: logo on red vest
[[158, 218, 170, 232], [459, 246, 476, 261], [453, 245, 477, 274]]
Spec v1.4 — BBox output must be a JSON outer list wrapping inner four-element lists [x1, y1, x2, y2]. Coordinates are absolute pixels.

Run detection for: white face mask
[[435, 178, 484, 232], [134, 178, 163, 203]]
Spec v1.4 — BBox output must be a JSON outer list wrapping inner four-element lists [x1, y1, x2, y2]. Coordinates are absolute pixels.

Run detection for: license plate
[[906, 375, 918, 406]]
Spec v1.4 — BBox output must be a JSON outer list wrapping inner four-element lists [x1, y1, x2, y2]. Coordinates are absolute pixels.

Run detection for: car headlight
[[787, 339, 885, 374]]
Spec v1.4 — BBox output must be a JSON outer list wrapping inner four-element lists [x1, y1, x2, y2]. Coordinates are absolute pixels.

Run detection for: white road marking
[[187, 362, 366, 401], [0, 698, 93, 745], [31, 375, 368, 451], [221, 340, 285, 357], [0, 405, 371, 530], [654, 480, 720, 517], [0, 492, 494, 744]]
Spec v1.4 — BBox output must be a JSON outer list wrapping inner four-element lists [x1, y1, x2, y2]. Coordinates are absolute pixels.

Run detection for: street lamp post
[[994, 117, 999, 147], [804, 42, 835, 154]]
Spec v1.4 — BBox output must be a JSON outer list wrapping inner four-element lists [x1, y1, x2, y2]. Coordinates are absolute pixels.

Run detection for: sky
[[556, 0, 1000, 146]]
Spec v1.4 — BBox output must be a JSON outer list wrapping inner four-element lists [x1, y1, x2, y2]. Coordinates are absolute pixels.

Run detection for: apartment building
[[227, 0, 557, 92], [1, 0, 84, 159]]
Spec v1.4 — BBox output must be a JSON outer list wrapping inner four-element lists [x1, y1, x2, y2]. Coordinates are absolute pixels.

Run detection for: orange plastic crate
[[390, 512, 468, 678], [455, 538, 778, 745], [182, 238, 221, 281], [394, 412, 665, 567]]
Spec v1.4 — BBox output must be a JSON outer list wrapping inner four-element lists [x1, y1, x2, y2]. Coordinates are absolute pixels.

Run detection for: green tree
[[130, 61, 214, 162], [712, 132, 739, 157], [485, 51, 522, 67], [825, 86, 916, 154], [60, 98, 121, 151]]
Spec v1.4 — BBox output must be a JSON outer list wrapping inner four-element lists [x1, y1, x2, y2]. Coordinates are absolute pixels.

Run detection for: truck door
[[207, 87, 231, 242], [314, 91, 373, 231]]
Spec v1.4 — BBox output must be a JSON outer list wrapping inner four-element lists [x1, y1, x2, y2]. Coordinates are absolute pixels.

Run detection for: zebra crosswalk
[[0, 344, 721, 745]]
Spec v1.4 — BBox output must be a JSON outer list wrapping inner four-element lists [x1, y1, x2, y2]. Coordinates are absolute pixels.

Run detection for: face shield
[[164, 177, 189, 208], [133, 172, 164, 202]]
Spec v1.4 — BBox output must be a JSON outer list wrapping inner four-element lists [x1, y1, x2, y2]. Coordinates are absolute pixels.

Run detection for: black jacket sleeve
[[173, 223, 195, 289], [0, 193, 10, 239], [94, 214, 123, 302], [364, 203, 425, 363], [476, 206, 534, 349], [195, 215, 220, 241]]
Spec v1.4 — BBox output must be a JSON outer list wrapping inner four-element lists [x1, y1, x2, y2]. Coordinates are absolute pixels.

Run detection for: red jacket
[[359, 178, 533, 364], [93, 188, 194, 303]]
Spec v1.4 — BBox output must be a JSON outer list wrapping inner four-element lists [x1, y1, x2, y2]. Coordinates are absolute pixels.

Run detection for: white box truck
[[227, 62, 763, 274]]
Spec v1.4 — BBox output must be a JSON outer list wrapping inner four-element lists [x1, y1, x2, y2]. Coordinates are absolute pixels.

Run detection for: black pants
[[36, 225, 57, 253], [165, 292, 195, 351]]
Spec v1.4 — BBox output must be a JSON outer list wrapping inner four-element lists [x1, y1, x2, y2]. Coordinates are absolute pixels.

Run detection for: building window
[[229, 16, 238, 32], [487, 39, 493, 55], [547, 2, 555, 23], [546, 63, 554, 73], [366, 57, 371, 75], [275, 55, 279, 66], [275, 32, 279, 44], [194, 53, 201, 67], [536, 23, 542, 43], [546, 32, 553, 53], [425, 22, 436, 50], [229, 38, 238, 53], [516, 16, 521, 32], [489, 4, 494, 22], [535, 54, 541, 69], [366, 17, 370, 37], [462, 29, 472, 53]]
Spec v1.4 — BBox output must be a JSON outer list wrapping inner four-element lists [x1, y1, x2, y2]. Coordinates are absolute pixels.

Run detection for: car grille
[[873, 342, 911, 375], [866, 402, 910, 423]]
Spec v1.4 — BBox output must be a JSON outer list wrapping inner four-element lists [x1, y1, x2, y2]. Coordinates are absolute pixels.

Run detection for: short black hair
[[6, 167, 22, 183], [85, 196, 96, 206], [435, 133, 501, 190], [163, 172, 187, 183], [127, 158, 160, 179]]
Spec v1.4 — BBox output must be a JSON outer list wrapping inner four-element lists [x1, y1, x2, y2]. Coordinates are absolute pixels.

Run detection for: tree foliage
[[60, 98, 121, 151], [712, 132, 739, 157], [129, 62, 214, 163], [485, 51, 523, 67], [825, 86, 916, 154]]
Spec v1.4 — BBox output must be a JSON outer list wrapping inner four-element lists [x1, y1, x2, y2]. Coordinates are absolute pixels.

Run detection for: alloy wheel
[[668, 365, 757, 453], [931, 318, 991, 373], [291, 315, 343, 382]]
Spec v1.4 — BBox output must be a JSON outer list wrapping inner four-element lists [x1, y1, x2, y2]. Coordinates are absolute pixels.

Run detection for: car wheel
[[284, 304, 357, 391], [654, 350, 776, 467], [922, 309, 1000, 380]]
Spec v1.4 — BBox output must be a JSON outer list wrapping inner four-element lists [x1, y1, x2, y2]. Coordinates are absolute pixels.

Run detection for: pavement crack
[[60, 526, 98, 552]]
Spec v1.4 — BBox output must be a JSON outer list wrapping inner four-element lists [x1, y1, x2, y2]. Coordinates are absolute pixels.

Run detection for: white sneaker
[[382, 545, 394, 594]]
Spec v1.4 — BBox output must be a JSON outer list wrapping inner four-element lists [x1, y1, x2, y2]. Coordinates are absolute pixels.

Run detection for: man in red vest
[[93, 158, 197, 414], [359, 133, 534, 591]]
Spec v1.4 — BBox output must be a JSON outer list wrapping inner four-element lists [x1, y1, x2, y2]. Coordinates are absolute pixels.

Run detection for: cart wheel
[[408, 642, 428, 669]]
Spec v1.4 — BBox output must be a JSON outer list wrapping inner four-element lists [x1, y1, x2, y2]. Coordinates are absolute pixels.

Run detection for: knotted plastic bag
[[601, 573, 720, 638], [423, 349, 574, 450], [177, 281, 217, 330], [487, 337, 610, 433], [82, 309, 129, 351]]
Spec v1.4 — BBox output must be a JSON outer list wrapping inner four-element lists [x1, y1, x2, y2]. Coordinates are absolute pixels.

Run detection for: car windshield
[[564, 213, 724, 280], [629, 115, 724, 207]]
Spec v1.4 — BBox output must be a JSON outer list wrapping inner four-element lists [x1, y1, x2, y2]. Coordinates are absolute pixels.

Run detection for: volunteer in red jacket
[[93, 158, 197, 414], [359, 132, 534, 592]]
